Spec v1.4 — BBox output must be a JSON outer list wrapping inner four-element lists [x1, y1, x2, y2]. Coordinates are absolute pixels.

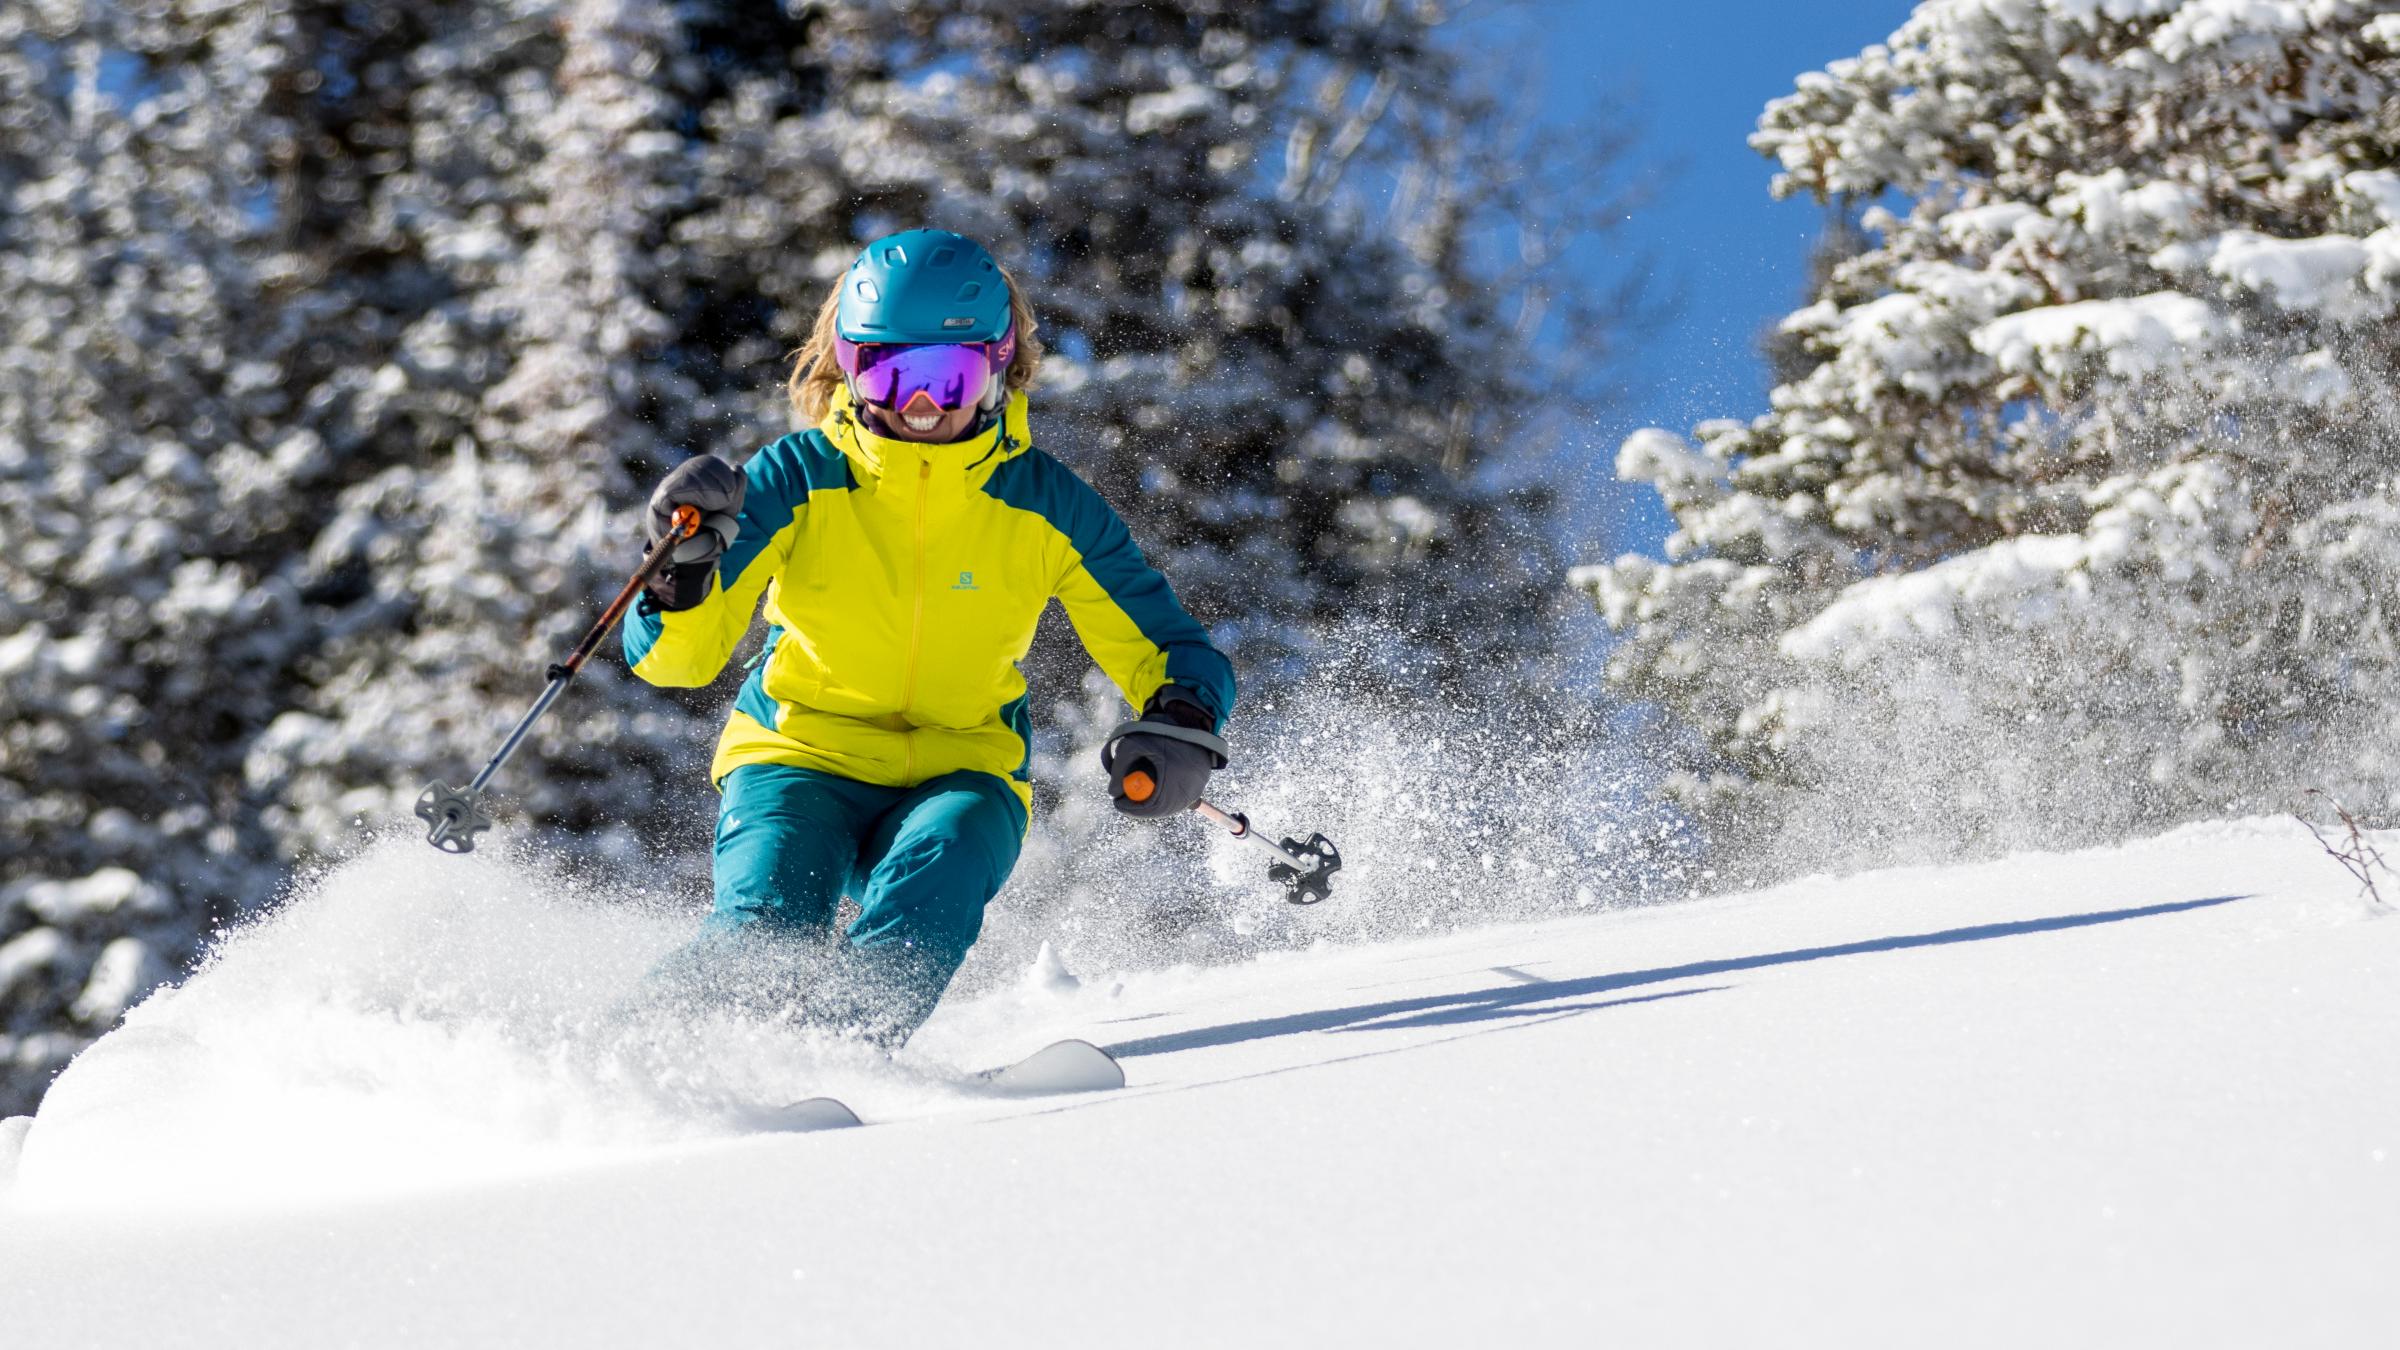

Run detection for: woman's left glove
[[1101, 687, 1228, 819]]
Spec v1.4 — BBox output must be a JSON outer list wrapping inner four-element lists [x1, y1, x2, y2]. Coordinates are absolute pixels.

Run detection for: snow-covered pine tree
[[1580, 0, 2400, 881], [0, 0, 368, 1108], [254, 0, 714, 862]]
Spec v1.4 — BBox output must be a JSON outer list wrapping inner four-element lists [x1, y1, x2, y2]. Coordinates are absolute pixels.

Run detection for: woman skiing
[[623, 229, 1234, 1046]]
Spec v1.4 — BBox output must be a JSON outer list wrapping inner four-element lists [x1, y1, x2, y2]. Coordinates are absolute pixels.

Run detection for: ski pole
[[1122, 772, 1343, 904], [415, 505, 703, 854]]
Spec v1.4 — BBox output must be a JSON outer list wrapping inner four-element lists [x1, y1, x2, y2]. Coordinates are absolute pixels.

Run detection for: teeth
[[902, 414, 942, 431]]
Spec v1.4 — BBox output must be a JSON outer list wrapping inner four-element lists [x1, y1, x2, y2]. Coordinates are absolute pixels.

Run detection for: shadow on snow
[[1104, 893, 2248, 1060]]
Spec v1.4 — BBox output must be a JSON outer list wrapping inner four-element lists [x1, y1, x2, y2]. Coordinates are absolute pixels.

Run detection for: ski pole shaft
[[1192, 797, 1315, 872], [558, 504, 705, 683], [1123, 774, 1307, 869], [470, 504, 701, 792], [461, 669, 570, 796], [418, 506, 701, 852]]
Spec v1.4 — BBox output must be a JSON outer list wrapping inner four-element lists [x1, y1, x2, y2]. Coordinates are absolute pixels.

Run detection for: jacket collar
[[820, 385, 1030, 495]]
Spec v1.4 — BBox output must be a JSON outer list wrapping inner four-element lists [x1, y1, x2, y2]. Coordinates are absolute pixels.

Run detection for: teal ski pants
[[687, 763, 1027, 1044]]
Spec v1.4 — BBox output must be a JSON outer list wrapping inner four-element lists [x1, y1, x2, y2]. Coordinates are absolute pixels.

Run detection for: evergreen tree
[[0, 0, 350, 1106], [260, 0, 710, 861], [1581, 0, 2400, 881]]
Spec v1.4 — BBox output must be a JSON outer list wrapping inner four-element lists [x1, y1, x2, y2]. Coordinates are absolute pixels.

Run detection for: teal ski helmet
[[836, 228, 1012, 344]]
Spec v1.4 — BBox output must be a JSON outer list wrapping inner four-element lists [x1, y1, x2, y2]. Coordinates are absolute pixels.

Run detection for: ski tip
[[780, 1096, 863, 1132], [981, 1038, 1126, 1095]]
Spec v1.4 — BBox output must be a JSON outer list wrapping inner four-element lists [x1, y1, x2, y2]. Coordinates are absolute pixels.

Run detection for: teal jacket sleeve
[[989, 451, 1237, 732]]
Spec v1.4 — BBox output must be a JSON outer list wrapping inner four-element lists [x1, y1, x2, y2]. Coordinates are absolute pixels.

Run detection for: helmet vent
[[854, 278, 881, 303], [955, 282, 983, 301], [881, 244, 908, 265], [931, 246, 958, 266]]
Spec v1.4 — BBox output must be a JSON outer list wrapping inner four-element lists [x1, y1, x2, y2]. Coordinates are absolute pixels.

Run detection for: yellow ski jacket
[[623, 387, 1235, 816]]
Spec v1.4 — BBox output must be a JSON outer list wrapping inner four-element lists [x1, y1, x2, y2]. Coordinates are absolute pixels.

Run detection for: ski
[[779, 1097, 863, 1132], [774, 1039, 1123, 1132], [977, 1038, 1125, 1095]]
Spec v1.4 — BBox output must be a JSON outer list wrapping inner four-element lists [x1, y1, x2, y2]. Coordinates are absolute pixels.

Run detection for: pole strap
[[1100, 719, 1230, 770]]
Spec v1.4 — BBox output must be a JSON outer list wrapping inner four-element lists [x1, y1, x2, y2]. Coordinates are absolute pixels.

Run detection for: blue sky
[[1487, 1, 1918, 559]]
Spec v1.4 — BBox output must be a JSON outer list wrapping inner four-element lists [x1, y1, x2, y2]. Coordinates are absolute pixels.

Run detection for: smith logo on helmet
[[943, 316, 976, 328]]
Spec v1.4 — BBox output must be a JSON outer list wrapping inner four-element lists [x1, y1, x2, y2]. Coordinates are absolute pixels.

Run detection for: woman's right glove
[[1101, 687, 1228, 819], [645, 455, 745, 611]]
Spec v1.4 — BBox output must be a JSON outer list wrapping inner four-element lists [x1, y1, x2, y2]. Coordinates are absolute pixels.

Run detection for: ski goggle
[[833, 330, 1016, 411]]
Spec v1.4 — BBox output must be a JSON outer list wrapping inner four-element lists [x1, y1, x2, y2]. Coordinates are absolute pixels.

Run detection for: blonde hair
[[786, 260, 1044, 424]]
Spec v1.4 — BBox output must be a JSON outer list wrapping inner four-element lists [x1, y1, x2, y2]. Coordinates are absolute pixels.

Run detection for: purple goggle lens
[[834, 331, 1015, 412]]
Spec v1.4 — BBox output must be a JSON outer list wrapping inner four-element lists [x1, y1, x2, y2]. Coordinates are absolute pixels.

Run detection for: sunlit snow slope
[[2, 819, 2394, 1348]]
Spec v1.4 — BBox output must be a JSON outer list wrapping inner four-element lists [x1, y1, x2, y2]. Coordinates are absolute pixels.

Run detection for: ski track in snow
[[2, 818, 2395, 1347]]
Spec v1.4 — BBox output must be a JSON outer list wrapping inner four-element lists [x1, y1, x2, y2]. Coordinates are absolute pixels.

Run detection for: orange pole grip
[[1122, 768, 1157, 804]]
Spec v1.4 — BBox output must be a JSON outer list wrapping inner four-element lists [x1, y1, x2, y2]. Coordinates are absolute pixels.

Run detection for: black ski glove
[[1101, 687, 1228, 819], [645, 455, 745, 611]]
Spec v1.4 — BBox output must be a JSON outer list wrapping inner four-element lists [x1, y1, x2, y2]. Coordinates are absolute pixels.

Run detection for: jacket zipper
[[900, 458, 931, 779]]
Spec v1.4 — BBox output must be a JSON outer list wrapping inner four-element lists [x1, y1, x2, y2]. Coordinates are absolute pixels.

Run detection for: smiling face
[[873, 387, 983, 443]]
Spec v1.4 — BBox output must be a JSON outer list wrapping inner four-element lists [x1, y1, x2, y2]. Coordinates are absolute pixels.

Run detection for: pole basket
[[415, 781, 493, 854], [1268, 833, 1342, 904]]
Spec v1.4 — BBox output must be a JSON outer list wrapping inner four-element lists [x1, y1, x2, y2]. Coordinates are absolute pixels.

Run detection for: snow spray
[[4, 835, 955, 1211]]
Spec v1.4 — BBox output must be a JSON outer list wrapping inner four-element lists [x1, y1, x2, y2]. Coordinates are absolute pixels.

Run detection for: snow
[[1782, 456, 2246, 668], [2, 821, 2393, 1346], [1124, 84, 1220, 135], [1614, 427, 1716, 494], [1779, 531, 2099, 662], [1939, 201, 2038, 245], [68, 937, 169, 1027], [2151, 0, 2321, 61], [1970, 292, 2221, 379], [0, 1117, 27, 1190], [0, 929, 72, 1003], [18, 868, 168, 924], [2191, 230, 2374, 314], [2341, 169, 2400, 227], [2048, 170, 2201, 240]]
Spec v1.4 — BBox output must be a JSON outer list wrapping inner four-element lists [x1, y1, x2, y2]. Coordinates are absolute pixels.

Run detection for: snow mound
[[5, 838, 982, 1210]]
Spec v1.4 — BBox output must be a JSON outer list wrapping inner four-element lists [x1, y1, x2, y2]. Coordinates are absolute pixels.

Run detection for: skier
[[622, 229, 1235, 1046]]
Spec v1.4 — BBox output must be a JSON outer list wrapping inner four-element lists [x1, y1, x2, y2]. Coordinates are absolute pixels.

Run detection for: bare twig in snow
[[2294, 789, 2396, 909]]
